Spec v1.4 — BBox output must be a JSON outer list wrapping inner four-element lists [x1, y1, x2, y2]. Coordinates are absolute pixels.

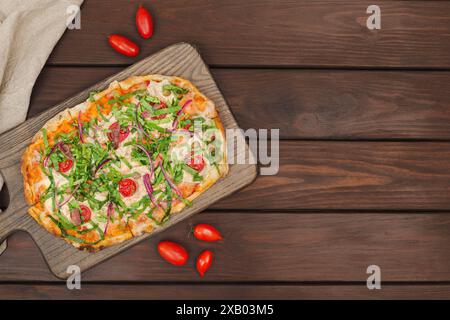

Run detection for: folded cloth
[[0, 0, 84, 134], [0, 0, 84, 253]]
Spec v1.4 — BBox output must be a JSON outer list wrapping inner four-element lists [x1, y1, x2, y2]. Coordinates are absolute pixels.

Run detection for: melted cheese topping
[[39, 77, 226, 244]]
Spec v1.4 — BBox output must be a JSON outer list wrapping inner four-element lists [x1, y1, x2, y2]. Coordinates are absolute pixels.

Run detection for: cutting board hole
[[0, 180, 10, 211]]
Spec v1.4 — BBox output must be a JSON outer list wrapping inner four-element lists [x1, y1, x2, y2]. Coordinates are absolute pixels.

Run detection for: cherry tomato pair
[[108, 5, 154, 57], [157, 224, 223, 277], [157, 241, 214, 277]]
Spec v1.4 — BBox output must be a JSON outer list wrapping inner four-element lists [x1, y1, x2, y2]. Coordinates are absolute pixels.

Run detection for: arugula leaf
[[89, 90, 99, 102], [96, 104, 109, 121], [152, 117, 173, 125], [144, 121, 166, 133], [42, 128, 49, 153], [65, 233, 102, 245], [140, 97, 152, 110], [163, 84, 189, 95], [108, 90, 145, 105], [145, 95, 160, 104], [95, 214, 108, 223], [89, 220, 105, 240], [173, 164, 184, 184], [120, 156, 133, 169], [152, 105, 181, 116], [55, 211, 77, 230]]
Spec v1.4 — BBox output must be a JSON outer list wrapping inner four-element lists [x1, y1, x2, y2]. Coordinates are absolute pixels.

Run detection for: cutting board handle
[[0, 208, 24, 242], [0, 166, 33, 242]]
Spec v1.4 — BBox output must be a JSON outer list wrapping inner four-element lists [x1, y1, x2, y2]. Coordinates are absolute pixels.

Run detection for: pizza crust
[[21, 75, 228, 251]]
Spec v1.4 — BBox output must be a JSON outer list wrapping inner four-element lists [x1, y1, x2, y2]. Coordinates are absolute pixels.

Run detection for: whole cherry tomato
[[108, 34, 140, 57], [193, 223, 223, 242], [188, 155, 205, 172], [157, 241, 188, 266], [79, 205, 92, 222], [136, 5, 154, 39], [118, 178, 137, 197], [196, 250, 213, 277], [58, 159, 73, 173]]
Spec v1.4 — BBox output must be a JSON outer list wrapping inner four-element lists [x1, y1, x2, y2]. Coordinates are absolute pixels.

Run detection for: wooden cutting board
[[0, 43, 257, 279]]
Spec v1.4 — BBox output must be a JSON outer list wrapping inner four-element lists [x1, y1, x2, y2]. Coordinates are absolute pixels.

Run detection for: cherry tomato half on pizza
[[118, 178, 137, 197], [58, 159, 73, 173]]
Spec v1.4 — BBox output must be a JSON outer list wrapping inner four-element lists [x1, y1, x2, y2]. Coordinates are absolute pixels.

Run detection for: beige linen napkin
[[0, 0, 84, 254]]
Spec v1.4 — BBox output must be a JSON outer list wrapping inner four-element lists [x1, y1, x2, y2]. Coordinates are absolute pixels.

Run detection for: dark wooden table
[[1, 0, 450, 299]]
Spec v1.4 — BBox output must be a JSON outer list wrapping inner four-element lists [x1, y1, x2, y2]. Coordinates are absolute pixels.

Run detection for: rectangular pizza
[[21, 75, 228, 251]]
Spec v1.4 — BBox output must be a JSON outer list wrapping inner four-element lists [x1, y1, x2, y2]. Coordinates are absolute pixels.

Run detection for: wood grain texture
[[0, 43, 256, 279], [3, 0, 450, 299], [214, 141, 450, 210], [30, 68, 450, 140], [3, 213, 450, 282], [2, 283, 450, 299], [0, 240, 6, 256], [48, 0, 450, 68]]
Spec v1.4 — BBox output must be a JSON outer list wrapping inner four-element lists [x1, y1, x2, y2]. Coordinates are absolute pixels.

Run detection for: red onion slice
[[95, 158, 111, 174], [111, 124, 121, 149], [43, 141, 63, 167], [141, 110, 151, 118], [78, 112, 84, 143], [172, 99, 193, 129], [131, 125, 153, 140], [58, 184, 80, 208], [104, 202, 114, 234], [143, 173, 159, 208], [134, 105, 153, 140]]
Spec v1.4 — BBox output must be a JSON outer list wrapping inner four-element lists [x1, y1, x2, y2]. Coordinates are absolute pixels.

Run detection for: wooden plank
[[30, 67, 450, 140], [2, 213, 450, 282], [215, 141, 450, 210], [49, 0, 450, 68], [2, 283, 450, 299]]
